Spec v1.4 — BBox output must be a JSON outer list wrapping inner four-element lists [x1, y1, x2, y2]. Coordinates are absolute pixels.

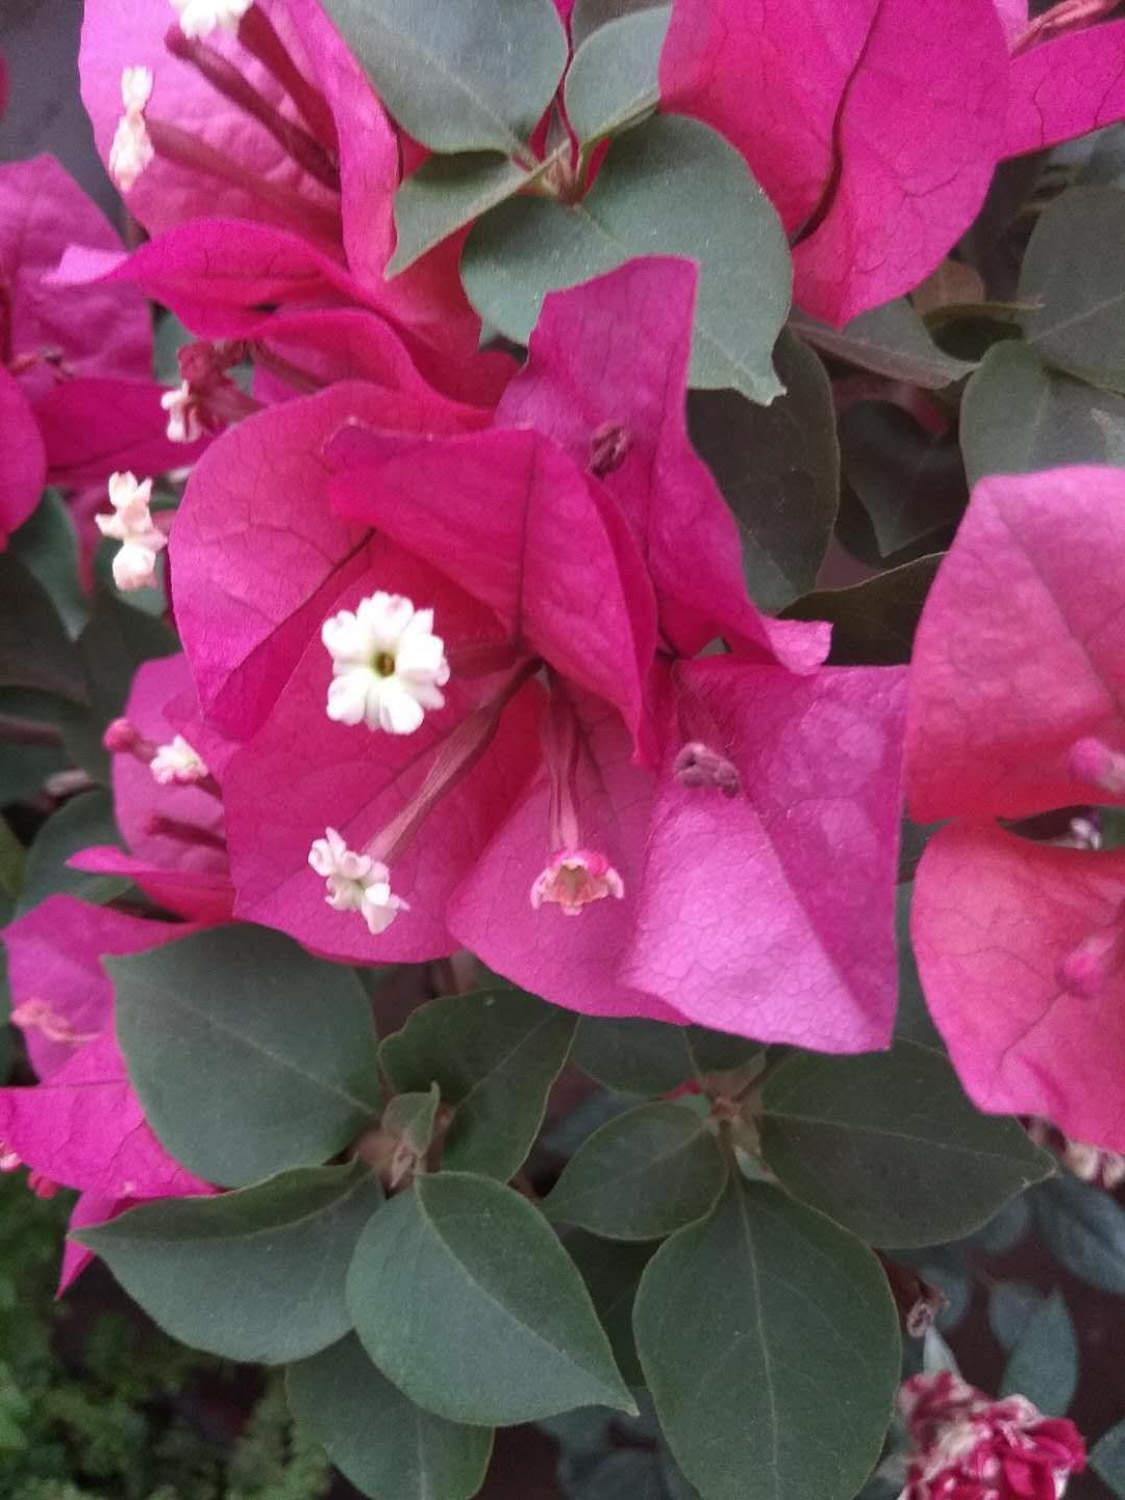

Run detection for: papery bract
[[1004, 17, 1125, 156]]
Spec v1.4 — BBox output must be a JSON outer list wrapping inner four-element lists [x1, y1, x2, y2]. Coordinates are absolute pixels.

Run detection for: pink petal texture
[[496, 259, 829, 672], [1004, 20, 1125, 157], [906, 467, 1125, 824], [221, 548, 543, 960], [1, 897, 179, 1080], [622, 659, 907, 1049], [0, 1031, 208, 1199], [449, 686, 685, 1024], [0, 367, 46, 544], [0, 155, 150, 399], [328, 426, 657, 744], [913, 822, 1125, 1150], [79, 0, 340, 245], [994, 0, 1029, 43], [34, 377, 208, 487], [171, 382, 481, 739], [660, 0, 1008, 324]]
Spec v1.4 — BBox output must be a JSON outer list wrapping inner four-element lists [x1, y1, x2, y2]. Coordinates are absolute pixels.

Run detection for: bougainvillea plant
[[1, 0, 1125, 1496]]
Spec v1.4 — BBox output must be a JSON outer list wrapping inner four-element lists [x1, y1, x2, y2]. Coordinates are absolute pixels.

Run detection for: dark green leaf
[[960, 340, 1125, 485], [16, 788, 128, 915], [839, 402, 967, 558], [319, 0, 567, 155], [287, 1334, 492, 1500], [1092, 1419, 1125, 1499], [1020, 187, 1125, 390], [571, 0, 664, 47], [380, 986, 574, 1180], [0, 554, 86, 703], [546, 1101, 726, 1240], [77, 1163, 383, 1363], [347, 1171, 635, 1425], [634, 1178, 900, 1500], [390, 153, 532, 276], [572, 1015, 760, 1096], [791, 300, 975, 388], [112, 925, 380, 1187], [9, 490, 88, 638], [688, 332, 838, 611], [785, 555, 941, 667], [0, 818, 25, 903], [1000, 1290, 1077, 1415], [564, 7, 669, 145], [563, 1230, 652, 1388], [760, 1041, 1053, 1248], [0, 725, 68, 807], [462, 115, 791, 403], [894, 883, 944, 1048], [988, 1281, 1043, 1351], [1033, 1175, 1125, 1294]]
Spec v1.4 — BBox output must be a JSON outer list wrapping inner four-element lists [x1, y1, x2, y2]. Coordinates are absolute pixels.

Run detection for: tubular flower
[[322, 592, 449, 734], [94, 470, 166, 590]]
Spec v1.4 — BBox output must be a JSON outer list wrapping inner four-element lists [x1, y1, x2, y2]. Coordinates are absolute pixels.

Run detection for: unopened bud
[[673, 741, 741, 798], [589, 421, 632, 478]]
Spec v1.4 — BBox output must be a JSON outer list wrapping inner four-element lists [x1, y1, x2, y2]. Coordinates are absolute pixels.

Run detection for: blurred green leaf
[[112, 925, 380, 1187], [16, 789, 128, 915], [786, 555, 941, 667], [1000, 1289, 1077, 1415], [288, 1334, 492, 1500], [839, 402, 966, 558], [562, 1230, 653, 1388], [571, 0, 665, 46], [572, 1015, 760, 1096], [792, 299, 975, 388], [347, 1172, 636, 1425], [9, 492, 88, 638], [1033, 1175, 1125, 1294], [0, 555, 86, 704], [1092, 1418, 1125, 1499], [77, 1163, 382, 1364]]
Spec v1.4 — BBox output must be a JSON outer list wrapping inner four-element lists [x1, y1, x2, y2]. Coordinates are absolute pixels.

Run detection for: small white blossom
[[95, 471, 166, 592], [161, 381, 203, 443], [322, 592, 449, 735], [308, 828, 408, 935], [150, 735, 210, 786], [170, 0, 254, 40], [108, 68, 154, 191]]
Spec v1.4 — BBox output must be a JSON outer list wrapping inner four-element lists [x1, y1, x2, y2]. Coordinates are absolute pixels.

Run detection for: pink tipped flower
[[907, 467, 1125, 1151], [897, 1371, 1085, 1500], [531, 850, 625, 918]]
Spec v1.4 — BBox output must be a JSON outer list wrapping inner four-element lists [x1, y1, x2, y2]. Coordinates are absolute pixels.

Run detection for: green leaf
[[572, 1015, 760, 1096], [1033, 1175, 1125, 1294], [0, 554, 86, 704], [791, 299, 975, 388], [562, 1230, 653, 1388], [760, 1041, 1053, 1248], [784, 556, 941, 667], [1092, 1419, 1125, 1499], [564, 7, 670, 145], [1020, 186, 1125, 391], [571, 0, 665, 46], [546, 1101, 726, 1241], [76, 1162, 383, 1363], [346, 1171, 636, 1425], [319, 0, 567, 155], [0, 819, 25, 904], [9, 491, 88, 638], [688, 332, 838, 611], [634, 1178, 900, 1500], [111, 925, 380, 1188], [999, 1289, 1077, 1415], [893, 883, 944, 1049], [383, 1086, 441, 1160], [390, 153, 533, 276], [839, 402, 967, 559], [60, 589, 177, 782], [988, 1280, 1043, 1351], [960, 340, 1125, 485], [462, 115, 791, 403], [380, 986, 574, 1180], [16, 788, 129, 915], [287, 1334, 493, 1500]]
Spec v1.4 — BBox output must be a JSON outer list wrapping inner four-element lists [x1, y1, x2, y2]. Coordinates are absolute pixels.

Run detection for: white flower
[[169, 0, 254, 40], [108, 68, 154, 191], [161, 381, 203, 443], [95, 472, 166, 592], [531, 849, 624, 917], [322, 592, 450, 735], [308, 828, 408, 936], [150, 736, 210, 786]]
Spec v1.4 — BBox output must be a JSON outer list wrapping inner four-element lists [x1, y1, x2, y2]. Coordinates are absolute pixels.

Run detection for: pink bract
[[907, 467, 1125, 1150]]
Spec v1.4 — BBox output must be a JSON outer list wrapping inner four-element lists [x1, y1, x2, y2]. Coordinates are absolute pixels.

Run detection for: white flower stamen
[[170, 0, 254, 40], [108, 67, 154, 191], [150, 735, 210, 786], [322, 592, 450, 735], [308, 827, 409, 935], [161, 381, 204, 444], [95, 471, 166, 592]]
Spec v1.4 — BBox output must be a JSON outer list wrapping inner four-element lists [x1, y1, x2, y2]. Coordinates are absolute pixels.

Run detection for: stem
[[237, 5, 339, 154]]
